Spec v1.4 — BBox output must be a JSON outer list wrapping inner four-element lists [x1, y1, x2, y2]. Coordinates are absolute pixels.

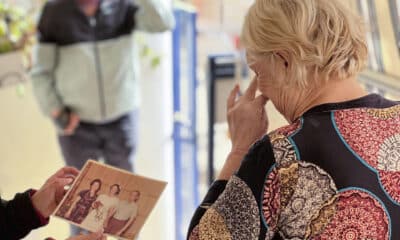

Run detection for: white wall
[[134, 30, 175, 240]]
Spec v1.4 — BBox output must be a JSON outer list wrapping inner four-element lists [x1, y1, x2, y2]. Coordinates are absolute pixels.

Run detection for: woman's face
[[247, 51, 322, 123], [247, 52, 286, 104], [91, 181, 100, 192], [247, 51, 306, 122]]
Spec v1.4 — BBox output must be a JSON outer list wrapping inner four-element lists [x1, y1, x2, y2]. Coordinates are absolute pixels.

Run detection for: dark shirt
[[38, 0, 137, 45], [0, 190, 49, 240], [188, 94, 400, 240]]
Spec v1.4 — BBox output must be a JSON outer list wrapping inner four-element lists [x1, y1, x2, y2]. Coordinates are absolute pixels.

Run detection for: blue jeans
[[58, 111, 139, 235]]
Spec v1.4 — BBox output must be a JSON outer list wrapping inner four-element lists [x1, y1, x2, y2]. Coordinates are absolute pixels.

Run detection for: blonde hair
[[242, 0, 368, 88]]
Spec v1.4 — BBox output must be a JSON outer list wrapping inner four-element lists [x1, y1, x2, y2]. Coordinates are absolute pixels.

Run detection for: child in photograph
[[65, 179, 102, 224], [104, 190, 141, 236], [81, 184, 120, 232]]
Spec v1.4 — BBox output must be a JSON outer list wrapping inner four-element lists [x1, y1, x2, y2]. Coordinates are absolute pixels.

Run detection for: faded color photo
[[54, 160, 166, 240]]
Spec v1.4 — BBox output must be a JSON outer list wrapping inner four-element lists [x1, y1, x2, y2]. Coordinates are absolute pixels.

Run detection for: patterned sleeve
[[187, 180, 228, 238], [187, 135, 278, 240]]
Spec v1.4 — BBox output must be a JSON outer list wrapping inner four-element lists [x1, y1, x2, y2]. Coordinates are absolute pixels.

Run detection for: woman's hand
[[217, 79, 268, 180], [31, 167, 79, 218], [227, 79, 269, 151]]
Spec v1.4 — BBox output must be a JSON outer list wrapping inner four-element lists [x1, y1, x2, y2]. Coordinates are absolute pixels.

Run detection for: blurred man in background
[[31, 0, 174, 171], [31, 0, 174, 235]]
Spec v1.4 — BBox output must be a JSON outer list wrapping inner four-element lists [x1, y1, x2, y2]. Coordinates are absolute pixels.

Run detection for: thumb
[[254, 94, 268, 106], [54, 178, 75, 203], [55, 177, 75, 188]]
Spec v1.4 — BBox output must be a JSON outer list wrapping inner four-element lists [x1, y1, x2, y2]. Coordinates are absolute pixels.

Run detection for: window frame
[[389, 0, 400, 55], [357, 0, 385, 72]]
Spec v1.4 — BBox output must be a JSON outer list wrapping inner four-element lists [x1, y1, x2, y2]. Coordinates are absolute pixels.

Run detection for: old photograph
[[54, 160, 167, 240]]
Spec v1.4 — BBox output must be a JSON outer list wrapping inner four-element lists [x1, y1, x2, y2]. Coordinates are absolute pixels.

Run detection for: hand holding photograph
[[53, 160, 167, 239]]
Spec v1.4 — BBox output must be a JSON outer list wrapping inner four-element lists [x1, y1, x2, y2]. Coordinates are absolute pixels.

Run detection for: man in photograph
[[81, 184, 121, 232], [104, 190, 140, 236]]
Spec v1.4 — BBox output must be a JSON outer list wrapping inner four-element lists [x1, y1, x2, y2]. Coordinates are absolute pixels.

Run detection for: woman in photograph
[[104, 190, 141, 236], [81, 184, 121, 232], [65, 179, 102, 224]]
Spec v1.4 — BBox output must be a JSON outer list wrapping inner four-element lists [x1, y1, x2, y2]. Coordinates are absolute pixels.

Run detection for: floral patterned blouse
[[188, 94, 400, 240]]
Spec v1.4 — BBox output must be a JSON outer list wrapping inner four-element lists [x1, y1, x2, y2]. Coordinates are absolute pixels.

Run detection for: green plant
[[0, 2, 35, 55], [0, 3, 37, 97]]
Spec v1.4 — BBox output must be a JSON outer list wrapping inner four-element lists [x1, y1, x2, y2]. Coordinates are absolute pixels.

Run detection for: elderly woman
[[188, 0, 399, 239]]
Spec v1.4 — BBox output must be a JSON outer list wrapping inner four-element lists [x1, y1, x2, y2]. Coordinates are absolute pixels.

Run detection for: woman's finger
[[254, 94, 269, 106], [52, 178, 75, 193], [227, 84, 239, 111], [54, 167, 80, 178], [244, 78, 258, 100]]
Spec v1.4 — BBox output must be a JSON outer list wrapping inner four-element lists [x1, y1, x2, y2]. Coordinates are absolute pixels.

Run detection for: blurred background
[[0, 0, 399, 239]]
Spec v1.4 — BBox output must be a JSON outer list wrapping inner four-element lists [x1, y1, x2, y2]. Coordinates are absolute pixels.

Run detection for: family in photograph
[[65, 181, 140, 236]]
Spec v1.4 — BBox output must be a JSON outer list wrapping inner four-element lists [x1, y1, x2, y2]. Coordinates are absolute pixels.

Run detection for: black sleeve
[[187, 135, 277, 239], [0, 190, 46, 240], [124, 1, 139, 30], [187, 180, 228, 238], [37, 2, 57, 43], [121, 0, 139, 32], [236, 135, 276, 200]]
